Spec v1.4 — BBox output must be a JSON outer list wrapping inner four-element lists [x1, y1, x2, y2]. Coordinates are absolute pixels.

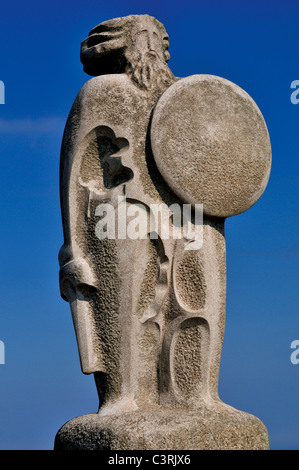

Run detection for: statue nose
[[146, 32, 155, 51], [70, 299, 105, 375]]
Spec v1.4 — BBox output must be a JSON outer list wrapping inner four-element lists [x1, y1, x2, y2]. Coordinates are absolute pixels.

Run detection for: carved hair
[[80, 14, 171, 79]]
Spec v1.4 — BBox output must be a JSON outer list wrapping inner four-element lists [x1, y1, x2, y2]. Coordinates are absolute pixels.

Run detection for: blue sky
[[0, 0, 298, 450]]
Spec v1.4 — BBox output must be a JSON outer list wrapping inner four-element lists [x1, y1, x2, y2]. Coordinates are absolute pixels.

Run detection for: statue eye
[[60, 279, 76, 302], [77, 283, 97, 299], [60, 279, 97, 302]]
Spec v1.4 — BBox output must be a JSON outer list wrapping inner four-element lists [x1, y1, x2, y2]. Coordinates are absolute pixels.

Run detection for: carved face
[[130, 19, 167, 63], [80, 14, 171, 79], [125, 17, 173, 90], [58, 248, 103, 375], [58, 125, 128, 387]]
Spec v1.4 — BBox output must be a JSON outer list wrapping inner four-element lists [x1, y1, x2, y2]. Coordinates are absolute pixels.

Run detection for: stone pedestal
[[54, 403, 269, 450]]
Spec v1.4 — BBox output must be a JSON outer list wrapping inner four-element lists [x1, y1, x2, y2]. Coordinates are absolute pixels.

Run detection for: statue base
[[54, 402, 269, 450]]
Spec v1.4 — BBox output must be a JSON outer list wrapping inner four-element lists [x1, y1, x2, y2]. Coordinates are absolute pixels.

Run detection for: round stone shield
[[150, 75, 272, 218]]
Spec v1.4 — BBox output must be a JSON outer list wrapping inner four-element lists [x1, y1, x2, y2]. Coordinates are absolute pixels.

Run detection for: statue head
[[80, 14, 173, 90]]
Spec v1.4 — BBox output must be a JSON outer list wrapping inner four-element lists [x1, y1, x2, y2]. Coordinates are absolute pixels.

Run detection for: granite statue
[[55, 14, 271, 450]]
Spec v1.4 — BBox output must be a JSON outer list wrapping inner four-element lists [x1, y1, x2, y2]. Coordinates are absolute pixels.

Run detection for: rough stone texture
[[55, 14, 271, 450]]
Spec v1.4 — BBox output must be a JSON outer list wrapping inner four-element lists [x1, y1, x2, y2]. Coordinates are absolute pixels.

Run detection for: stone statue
[[55, 14, 272, 450]]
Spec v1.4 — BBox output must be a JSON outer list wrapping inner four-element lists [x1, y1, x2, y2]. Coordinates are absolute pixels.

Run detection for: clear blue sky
[[0, 0, 298, 450]]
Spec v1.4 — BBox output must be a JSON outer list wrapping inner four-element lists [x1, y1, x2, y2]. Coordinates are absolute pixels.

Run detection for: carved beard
[[126, 51, 174, 91]]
